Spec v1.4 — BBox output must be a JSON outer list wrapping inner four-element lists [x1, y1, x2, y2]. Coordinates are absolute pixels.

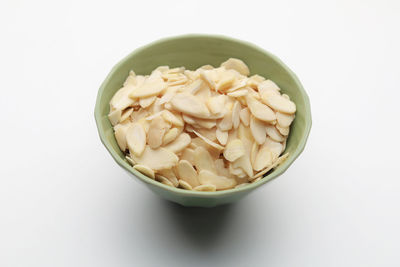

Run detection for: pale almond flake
[[232, 101, 241, 129], [226, 79, 247, 92], [221, 58, 250, 76], [196, 128, 217, 142], [227, 89, 248, 97], [177, 160, 200, 187], [262, 94, 296, 114], [110, 84, 136, 111], [193, 130, 224, 150], [114, 123, 131, 151], [120, 108, 134, 122], [180, 148, 196, 166], [265, 124, 284, 142], [193, 118, 216, 129], [252, 153, 289, 179], [258, 80, 280, 94], [253, 147, 273, 171], [194, 184, 216, 192], [216, 128, 228, 145], [216, 71, 235, 92], [147, 116, 169, 149], [215, 159, 231, 178], [183, 79, 204, 94], [250, 142, 259, 168], [163, 133, 191, 153], [139, 96, 157, 108], [170, 93, 210, 119], [206, 95, 226, 114], [251, 177, 261, 183], [250, 116, 267, 144], [218, 111, 233, 131], [133, 164, 155, 179], [263, 137, 284, 160], [232, 153, 254, 177], [162, 110, 184, 127], [276, 124, 289, 136], [198, 170, 237, 190], [125, 155, 136, 166], [194, 146, 217, 173], [131, 108, 149, 122], [158, 168, 179, 187], [246, 96, 276, 122], [182, 114, 197, 124], [228, 163, 247, 178], [247, 74, 265, 88], [239, 107, 251, 126], [108, 109, 122, 126], [123, 70, 136, 87], [223, 139, 245, 162], [276, 112, 295, 128], [162, 127, 180, 145], [126, 123, 146, 156], [178, 180, 193, 190], [199, 70, 216, 90], [131, 146, 178, 171], [156, 175, 174, 187], [130, 73, 166, 98]]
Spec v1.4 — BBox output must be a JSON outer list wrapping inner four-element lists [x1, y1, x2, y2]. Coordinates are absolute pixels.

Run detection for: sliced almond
[[158, 86, 178, 104], [226, 79, 247, 93], [183, 79, 204, 94], [246, 95, 276, 123], [193, 118, 216, 129], [216, 128, 228, 145], [147, 116, 169, 149], [196, 128, 217, 142], [177, 160, 200, 187], [130, 73, 165, 98], [198, 170, 237, 190], [263, 137, 284, 160], [123, 70, 136, 86], [170, 93, 210, 119], [194, 146, 217, 173], [253, 147, 273, 171], [108, 109, 122, 126], [114, 123, 131, 151], [126, 123, 146, 156], [162, 110, 184, 127], [158, 168, 179, 187], [178, 180, 193, 190], [133, 164, 155, 179], [228, 163, 247, 178], [221, 58, 250, 76], [193, 130, 224, 150], [250, 116, 267, 144], [182, 114, 196, 125], [216, 71, 235, 91], [252, 153, 289, 179], [276, 112, 295, 128], [139, 96, 157, 108], [110, 85, 136, 111], [199, 70, 216, 90], [180, 148, 196, 166], [163, 133, 191, 153], [276, 124, 289, 136], [232, 101, 241, 129], [258, 80, 280, 94], [251, 177, 261, 183], [247, 74, 265, 88], [232, 153, 253, 177], [227, 88, 248, 97], [156, 175, 174, 187], [250, 142, 259, 168], [206, 95, 226, 114], [131, 146, 178, 171], [120, 108, 134, 122], [215, 158, 231, 177], [162, 127, 180, 145], [131, 108, 149, 122], [125, 155, 136, 166], [218, 111, 233, 131], [194, 184, 216, 192], [239, 107, 251, 126], [262, 94, 296, 114], [223, 139, 245, 162], [266, 124, 284, 142]]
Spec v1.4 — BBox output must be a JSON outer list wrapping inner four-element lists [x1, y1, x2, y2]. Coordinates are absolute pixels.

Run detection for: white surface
[[1, 0, 400, 266]]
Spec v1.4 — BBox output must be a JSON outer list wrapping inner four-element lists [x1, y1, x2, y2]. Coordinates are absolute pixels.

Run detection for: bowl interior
[[95, 34, 311, 197]]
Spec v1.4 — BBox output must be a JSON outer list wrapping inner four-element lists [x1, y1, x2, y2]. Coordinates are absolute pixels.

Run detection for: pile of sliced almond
[[108, 58, 295, 191]]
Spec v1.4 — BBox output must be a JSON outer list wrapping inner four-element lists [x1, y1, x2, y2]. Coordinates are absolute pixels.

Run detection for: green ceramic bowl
[[95, 34, 311, 207]]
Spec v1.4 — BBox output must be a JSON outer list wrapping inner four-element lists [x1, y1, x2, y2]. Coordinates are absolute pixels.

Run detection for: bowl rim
[[94, 33, 312, 197]]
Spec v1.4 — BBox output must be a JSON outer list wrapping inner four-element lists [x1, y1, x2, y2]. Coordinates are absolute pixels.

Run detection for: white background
[[1, 0, 400, 266]]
